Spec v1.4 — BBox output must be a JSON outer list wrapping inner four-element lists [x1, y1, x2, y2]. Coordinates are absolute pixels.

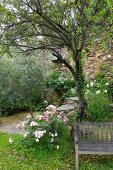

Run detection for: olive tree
[[0, 0, 112, 121], [0, 54, 46, 115]]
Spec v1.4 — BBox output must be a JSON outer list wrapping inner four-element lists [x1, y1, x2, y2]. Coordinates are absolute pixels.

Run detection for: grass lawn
[[1, 132, 113, 170], [0, 132, 74, 170]]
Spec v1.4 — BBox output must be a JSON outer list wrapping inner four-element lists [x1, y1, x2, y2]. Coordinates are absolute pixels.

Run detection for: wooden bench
[[74, 122, 113, 170]]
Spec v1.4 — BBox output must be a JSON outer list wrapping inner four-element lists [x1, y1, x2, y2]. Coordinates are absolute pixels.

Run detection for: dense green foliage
[[0, 54, 46, 115], [85, 80, 112, 122], [47, 69, 76, 100], [87, 93, 110, 122]]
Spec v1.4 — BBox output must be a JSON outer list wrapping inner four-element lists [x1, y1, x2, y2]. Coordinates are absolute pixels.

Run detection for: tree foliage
[[0, 0, 112, 120], [0, 53, 46, 115]]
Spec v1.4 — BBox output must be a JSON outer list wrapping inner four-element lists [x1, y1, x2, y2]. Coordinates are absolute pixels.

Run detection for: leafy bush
[[17, 105, 69, 150], [0, 54, 46, 115], [108, 81, 113, 101], [86, 93, 110, 122], [47, 69, 76, 100], [85, 81, 111, 122]]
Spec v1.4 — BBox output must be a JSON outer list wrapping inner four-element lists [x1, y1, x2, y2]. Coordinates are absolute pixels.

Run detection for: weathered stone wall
[[83, 44, 113, 80], [48, 45, 113, 81]]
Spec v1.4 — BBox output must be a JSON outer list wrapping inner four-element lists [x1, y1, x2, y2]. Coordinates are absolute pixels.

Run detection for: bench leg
[[75, 150, 79, 170], [75, 145, 79, 170]]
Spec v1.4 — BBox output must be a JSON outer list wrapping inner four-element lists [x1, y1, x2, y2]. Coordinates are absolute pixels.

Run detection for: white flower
[[9, 138, 13, 144], [29, 121, 38, 127], [71, 9, 74, 18], [37, 36, 43, 41], [87, 84, 89, 88], [50, 0, 55, 5], [105, 83, 109, 86], [56, 145, 59, 149], [36, 138, 39, 142], [85, 90, 90, 95], [63, 19, 68, 26], [26, 114, 32, 119], [51, 138, 54, 142], [51, 134, 54, 137], [57, 115, 62, 119], [70, 88, 76, 94], [44, 101, 48, 105], [90, 82, 94, 87], [104, 90, 107, 93], [54, 132, 58, 137], [23, 132, 29, 138], [36, 115, 44, 120], [96, 90, 101, 94]]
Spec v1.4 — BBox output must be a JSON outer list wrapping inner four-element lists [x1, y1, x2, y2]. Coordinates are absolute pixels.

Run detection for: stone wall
[[50, 45, 113, 81], [83, 44, 113, 80]]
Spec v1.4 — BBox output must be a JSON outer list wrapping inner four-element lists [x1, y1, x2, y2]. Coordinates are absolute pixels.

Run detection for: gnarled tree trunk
[[74, 51, 87, 122]]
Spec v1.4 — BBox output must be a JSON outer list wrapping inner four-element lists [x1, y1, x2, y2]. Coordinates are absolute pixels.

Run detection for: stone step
[[65, 97, 79, 104], [57, 103, 78, 113]]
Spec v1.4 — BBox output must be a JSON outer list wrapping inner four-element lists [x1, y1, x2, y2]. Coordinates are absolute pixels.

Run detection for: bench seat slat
[[79, 143, 113, 153]]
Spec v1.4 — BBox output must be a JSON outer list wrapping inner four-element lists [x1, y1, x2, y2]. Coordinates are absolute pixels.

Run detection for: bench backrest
[[74, 122, 113, 144]]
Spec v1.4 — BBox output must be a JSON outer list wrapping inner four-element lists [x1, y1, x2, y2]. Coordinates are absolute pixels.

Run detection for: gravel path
[[0, 112, 28, 134]]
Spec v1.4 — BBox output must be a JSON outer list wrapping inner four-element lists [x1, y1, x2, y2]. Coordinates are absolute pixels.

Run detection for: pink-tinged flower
[[46, 105, 56, 113], [44, 111, 52, 116], [63, 116, 68, 124], [56, 145, 59, 149], [16, 123, 22, 129], [34, 130, 46, 138], [16, 121, 26, 129], [21, 121, 26, 128], [43, 116, 49, 122], [36, 115, 44, 120], [29, 121, 38, 127], [9, 138, 13, 144]]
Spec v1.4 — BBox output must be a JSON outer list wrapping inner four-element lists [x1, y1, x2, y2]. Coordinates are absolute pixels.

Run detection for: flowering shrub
[[85, 81, 111, 122], [85, 80, 109, 96], [17, 105, 68, 149]]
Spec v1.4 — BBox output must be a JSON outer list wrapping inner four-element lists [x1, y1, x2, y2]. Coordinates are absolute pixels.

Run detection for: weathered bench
[[74, 122, 113, 170]]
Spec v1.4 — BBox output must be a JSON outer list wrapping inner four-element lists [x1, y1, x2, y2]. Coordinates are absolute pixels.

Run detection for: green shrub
[[47, 69, 76, 100], [86, 92, 110, 122], [85, 80, 112, 122], [0, 54, 46, 115], [108, 81, 113, 101]]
